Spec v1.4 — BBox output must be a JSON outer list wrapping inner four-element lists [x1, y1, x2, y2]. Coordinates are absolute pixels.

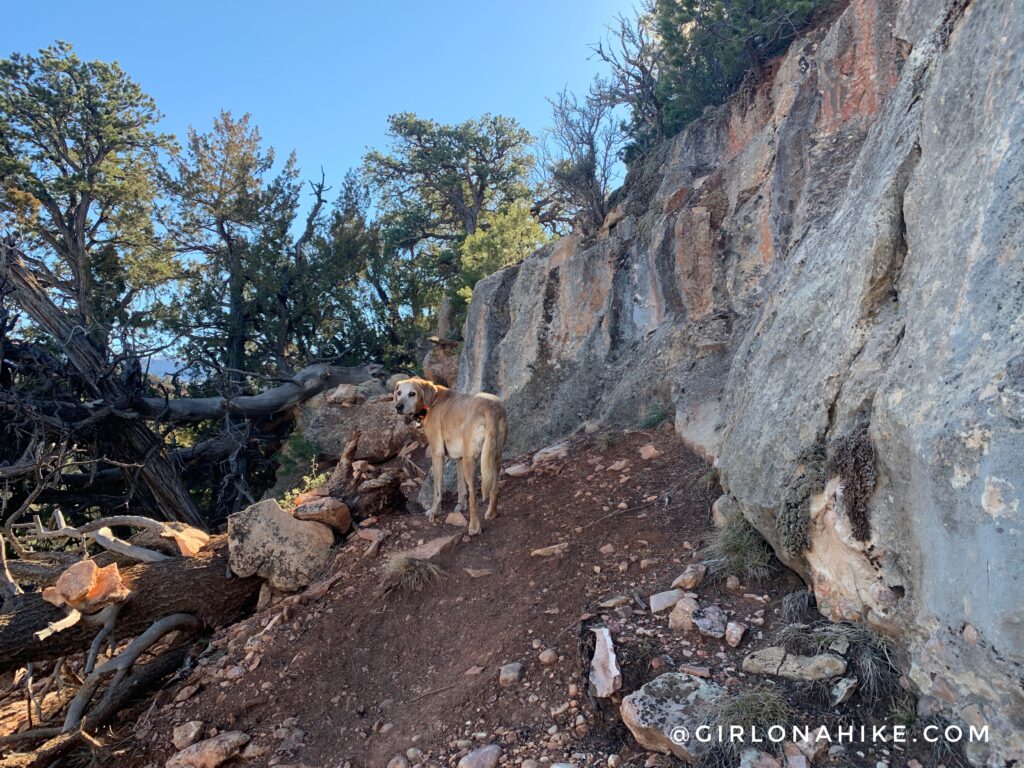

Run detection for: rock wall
[[458, 0, 1024, 762]]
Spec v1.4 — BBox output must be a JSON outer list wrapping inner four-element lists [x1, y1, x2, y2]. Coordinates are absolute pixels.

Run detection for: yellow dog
[[394, 377, 508, 535]]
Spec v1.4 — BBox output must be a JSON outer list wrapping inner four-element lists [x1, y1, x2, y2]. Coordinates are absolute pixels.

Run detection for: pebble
[[499, 662, 523, 687], [539, 649, 558, 665]]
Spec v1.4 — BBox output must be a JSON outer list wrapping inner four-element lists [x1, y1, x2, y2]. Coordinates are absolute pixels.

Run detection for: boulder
[[620, 672, 725, 762], [295, 381, 415, 462], [228, 499, 334, 592], [166, 731, 249, 768]]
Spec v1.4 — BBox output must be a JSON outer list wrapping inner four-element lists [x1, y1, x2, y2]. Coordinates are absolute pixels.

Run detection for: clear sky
[[2, 0, 632, 184]]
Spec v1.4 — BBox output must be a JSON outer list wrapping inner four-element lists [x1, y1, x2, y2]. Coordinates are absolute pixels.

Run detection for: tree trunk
[[0, 535, 258, 674], [0, 240, 206, 527]]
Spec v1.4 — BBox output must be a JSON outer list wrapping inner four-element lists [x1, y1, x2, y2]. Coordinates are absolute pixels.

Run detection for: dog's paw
[[484, 511, 497, 521], [467, 522, 482, 536]]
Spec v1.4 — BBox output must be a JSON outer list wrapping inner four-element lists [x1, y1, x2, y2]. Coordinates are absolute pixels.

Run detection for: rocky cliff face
[[459, 0, 1023, 762]]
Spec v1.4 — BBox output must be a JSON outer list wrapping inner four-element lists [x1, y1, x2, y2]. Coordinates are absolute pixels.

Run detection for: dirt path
[[117, 428, 945, 768]]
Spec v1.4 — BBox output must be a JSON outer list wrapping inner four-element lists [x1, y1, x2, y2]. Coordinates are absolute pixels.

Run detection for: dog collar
[[415, 408, 429, 423]]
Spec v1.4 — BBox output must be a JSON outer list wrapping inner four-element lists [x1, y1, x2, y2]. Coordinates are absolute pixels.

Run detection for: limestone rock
[[830, 676, 859, 706], [725, 621, 748, 648], [457, 744, 502, 768], [166, 731, 249, 768], [293, 497, 351, 533], [172, 721, 204, 751], [671, 564, 707, 590], [589, 627, 622, 697], [693, 604, 727, 638], [620, 672, 725, 762], [228, 499, 333, 592], [649, 589, 684, 613], [397, 533, 462, 562], [455, 1, 1024, 757], [295, 384, 414, 462], [742, 646, 846, 681], [668, 596, 699, 631], [499, 662, 522, 687]]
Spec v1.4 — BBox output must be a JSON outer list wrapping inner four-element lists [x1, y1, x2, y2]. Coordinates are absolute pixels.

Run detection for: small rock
[[740, 749, 782, 768], [499, 662, 523, 687], [445, 511, 468, 527], [465, 665, 485, 676], [694, 604, 727, 638], [239, 742, 268, 760], [172, 721, 205, 751], [174, 684, 200, 703], [406, 747, 423, 761], [387, 757, 410, 768], [539, 649, 558, 666], [464, 568, 492, 578], [830, 676, 859, 706], [726, 575, 741, 591], [608, 756, 622, 768], [166, 731, 250, 768], [531, 543, 569, 557], [649, 589, 684, 613], [504, 463, 531, 477], [589, 627, 622, 697], [522, 761, 540, 768], [638, 444, 662, 460], [782, 742, 809, 768], [599, 543, 616, 555], [398, 533, 463, 561], [671, 564, 707, 590], [668, 597, 699, 630], [457, 744, 502, 768], [725, 621, 748, 648], [742, 646, 846, 681]]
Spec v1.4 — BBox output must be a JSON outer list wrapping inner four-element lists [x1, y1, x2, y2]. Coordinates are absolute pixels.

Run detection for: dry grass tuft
[[702, 686, 793, 758], [703, 510, 777, 583], [778, 621, 898, 698], [375, 555, 445, 599]]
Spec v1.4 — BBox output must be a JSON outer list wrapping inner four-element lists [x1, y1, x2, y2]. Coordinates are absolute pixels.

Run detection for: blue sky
[[3, 1, 632, 185]]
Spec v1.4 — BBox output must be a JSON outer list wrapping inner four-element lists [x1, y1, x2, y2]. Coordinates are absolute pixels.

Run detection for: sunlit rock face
[[459, 0, 1024, 761]]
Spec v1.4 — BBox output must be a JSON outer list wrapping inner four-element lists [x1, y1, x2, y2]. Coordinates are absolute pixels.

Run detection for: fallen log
[[0, 535, 258, 675], [136, 363, 382, 423]]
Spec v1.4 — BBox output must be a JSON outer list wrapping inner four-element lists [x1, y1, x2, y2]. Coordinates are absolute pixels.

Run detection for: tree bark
[[0, 535, 258, 674]]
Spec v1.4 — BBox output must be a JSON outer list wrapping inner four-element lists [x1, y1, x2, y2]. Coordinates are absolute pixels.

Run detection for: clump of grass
[[780, 588, 815, 622], [703, 686, 793, 758], [703, 510, 777, 583], [597, 432, 617, 450], [638, 402, 671, 429], [778, 621, 898, 698], [375, 555, 445, 599], [279, 464, 328, 510]]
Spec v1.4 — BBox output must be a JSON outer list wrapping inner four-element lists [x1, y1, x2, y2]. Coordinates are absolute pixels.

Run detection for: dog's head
[[393, 377, 436, 417]]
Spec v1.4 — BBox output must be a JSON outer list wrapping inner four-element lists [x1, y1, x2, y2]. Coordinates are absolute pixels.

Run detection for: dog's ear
[[419, 381, 437, 408]]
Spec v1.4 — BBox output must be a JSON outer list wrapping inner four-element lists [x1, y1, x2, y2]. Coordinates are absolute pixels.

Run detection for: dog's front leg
[[428, 451, 444, 523]]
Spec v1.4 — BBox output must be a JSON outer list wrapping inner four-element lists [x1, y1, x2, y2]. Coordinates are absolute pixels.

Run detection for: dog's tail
[[481, 409, 508, 501]]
